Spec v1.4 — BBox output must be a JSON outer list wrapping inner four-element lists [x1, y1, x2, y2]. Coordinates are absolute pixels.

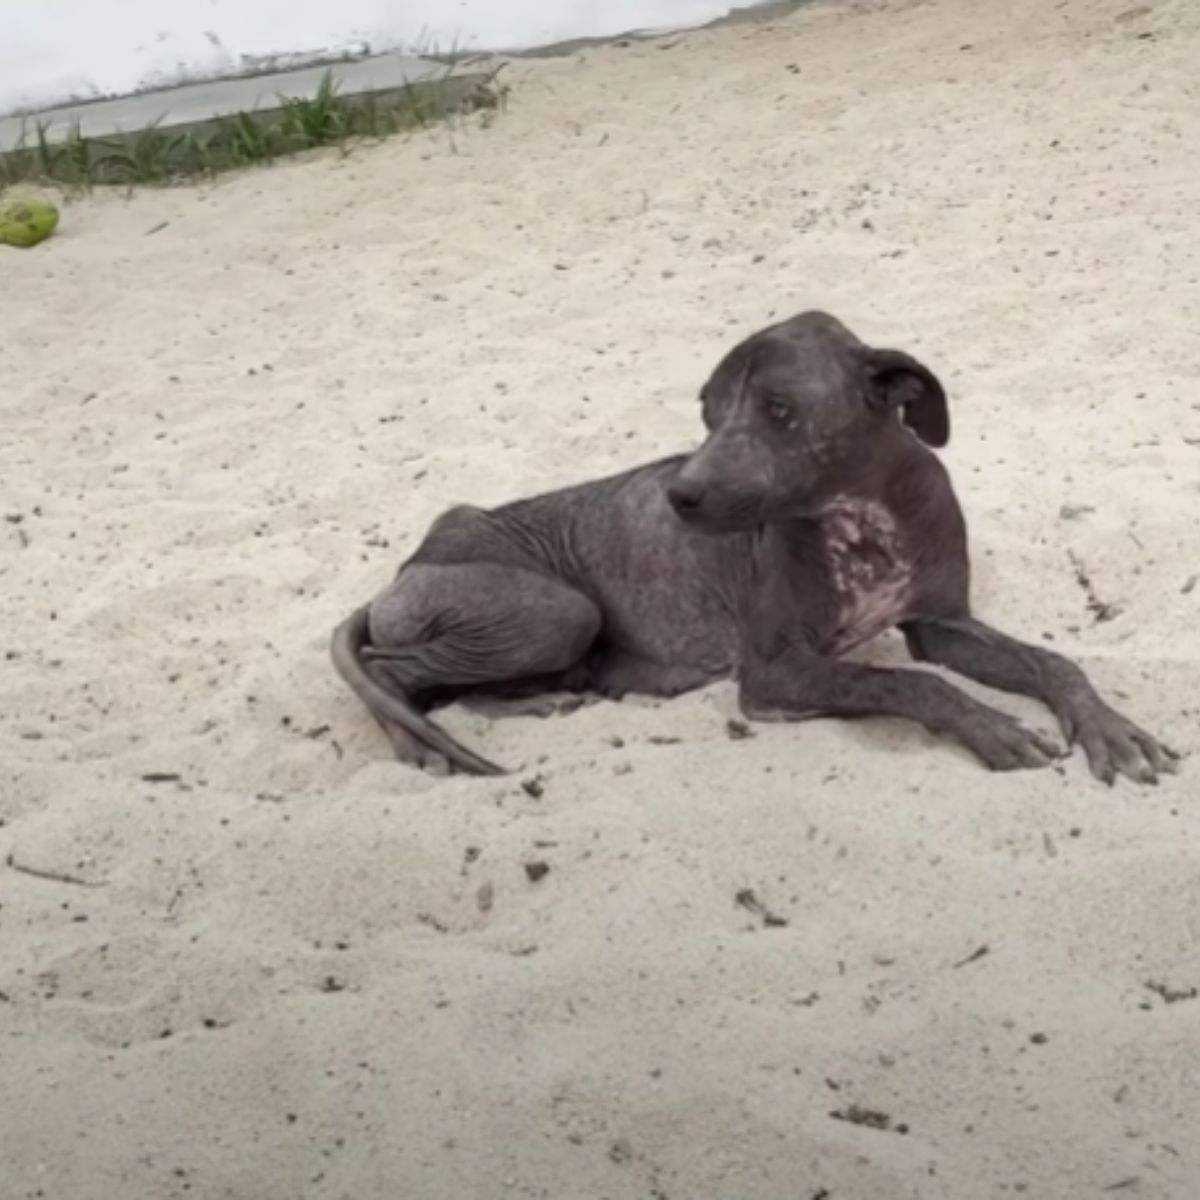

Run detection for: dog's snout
[[667, 477, 707, 516]]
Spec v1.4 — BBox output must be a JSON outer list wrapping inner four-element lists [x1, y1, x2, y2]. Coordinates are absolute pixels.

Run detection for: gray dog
[[332, 311, 1176, 784]]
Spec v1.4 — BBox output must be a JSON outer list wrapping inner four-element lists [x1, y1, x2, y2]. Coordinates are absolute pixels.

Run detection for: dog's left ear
[[862, 348, 949, 448]]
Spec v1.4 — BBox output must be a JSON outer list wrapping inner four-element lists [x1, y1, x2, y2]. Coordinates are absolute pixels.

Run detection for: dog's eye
[[764, 398, 791, 424]]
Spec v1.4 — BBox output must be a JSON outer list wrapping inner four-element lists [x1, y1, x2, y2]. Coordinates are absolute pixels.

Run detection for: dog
[[331, 311, 1176, 785]]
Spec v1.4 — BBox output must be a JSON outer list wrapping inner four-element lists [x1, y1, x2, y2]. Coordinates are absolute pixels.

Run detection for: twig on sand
[[1067, 550, 1122, 624], [830, 1104, 909, 1134], [1145, 980, 1198, 1005], [735, 887, 789, 927], [6, 853, 105, 888], [953, 944, 990, 969]]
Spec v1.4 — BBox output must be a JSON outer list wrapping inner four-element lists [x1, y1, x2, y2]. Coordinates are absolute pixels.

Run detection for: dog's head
[[666, 311, 949, 531]]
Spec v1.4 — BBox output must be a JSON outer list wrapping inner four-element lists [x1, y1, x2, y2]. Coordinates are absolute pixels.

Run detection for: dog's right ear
[[862, 348, 950, 448]]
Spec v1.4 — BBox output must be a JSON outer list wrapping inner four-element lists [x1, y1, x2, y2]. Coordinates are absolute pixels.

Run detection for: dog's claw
[[962, 714, 1063, 773], [1068, 701, 1176, 786]]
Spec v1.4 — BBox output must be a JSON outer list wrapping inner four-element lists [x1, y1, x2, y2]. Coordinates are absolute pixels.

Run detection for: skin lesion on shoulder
[[815, 495, 918, 656], [820, 497, 911, 584]]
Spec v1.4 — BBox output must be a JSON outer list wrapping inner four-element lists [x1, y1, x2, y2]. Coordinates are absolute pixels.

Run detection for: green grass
[[0, 63, 509, 191]]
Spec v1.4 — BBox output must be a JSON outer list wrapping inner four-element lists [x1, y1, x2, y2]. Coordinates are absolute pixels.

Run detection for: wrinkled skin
[[331, 310, 1178, 785]]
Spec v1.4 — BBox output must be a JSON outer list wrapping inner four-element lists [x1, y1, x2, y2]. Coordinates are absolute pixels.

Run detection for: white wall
[[1, 0, 748, 115]]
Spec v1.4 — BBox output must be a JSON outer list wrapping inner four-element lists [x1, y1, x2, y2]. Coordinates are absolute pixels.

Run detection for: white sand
[[3, 0, 1199, 1195]]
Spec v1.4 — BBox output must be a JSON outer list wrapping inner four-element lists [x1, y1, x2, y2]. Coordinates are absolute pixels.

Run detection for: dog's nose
[[667, 478, 707, 515]]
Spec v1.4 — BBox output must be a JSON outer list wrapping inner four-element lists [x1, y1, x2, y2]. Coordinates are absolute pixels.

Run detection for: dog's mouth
[[672, 492, 766, 534]]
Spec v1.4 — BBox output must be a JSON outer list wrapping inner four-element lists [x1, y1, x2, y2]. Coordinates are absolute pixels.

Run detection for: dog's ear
[[862, 348, 949, 448]]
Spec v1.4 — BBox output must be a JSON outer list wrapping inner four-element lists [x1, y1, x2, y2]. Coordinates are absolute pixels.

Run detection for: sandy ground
[[3, 0, 1199, 1196]]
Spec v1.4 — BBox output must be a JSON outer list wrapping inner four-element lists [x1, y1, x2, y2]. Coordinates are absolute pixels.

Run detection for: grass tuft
[[0, 63, 509, 191]]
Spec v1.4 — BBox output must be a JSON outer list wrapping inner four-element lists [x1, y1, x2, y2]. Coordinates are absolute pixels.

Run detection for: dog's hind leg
[[348, 562, 602, 772]]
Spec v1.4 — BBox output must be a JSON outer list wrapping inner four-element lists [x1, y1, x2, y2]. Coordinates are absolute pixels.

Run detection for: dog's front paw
[[960, 713, 1065, 773], [1061, 702, 1179, 786]]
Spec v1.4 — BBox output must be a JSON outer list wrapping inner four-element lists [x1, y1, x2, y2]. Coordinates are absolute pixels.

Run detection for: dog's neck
[[758, 431, 933, 554], [819, 425, 933, 513]]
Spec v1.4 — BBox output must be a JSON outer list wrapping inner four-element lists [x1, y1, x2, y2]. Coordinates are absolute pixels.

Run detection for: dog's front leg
[[902, 616, 1178, 785], [739, 653, 1063, 772]]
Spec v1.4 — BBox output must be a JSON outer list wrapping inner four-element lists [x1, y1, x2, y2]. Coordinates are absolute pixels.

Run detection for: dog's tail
[[330, 606, 506, 777]]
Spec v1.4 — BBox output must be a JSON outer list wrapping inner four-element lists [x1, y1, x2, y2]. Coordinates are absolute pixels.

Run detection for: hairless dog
[[331, 311, 1176, 785]]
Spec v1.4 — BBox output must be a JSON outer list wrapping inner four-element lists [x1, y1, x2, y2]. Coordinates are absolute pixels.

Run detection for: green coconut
[[0, 195, 60, 248]]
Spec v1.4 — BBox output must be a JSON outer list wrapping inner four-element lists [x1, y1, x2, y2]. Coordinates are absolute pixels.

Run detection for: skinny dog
[[332, 311, 1176, 784]]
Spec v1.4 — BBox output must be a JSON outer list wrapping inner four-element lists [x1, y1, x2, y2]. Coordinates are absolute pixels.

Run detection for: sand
[[3, 0, 1199, 1195]]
